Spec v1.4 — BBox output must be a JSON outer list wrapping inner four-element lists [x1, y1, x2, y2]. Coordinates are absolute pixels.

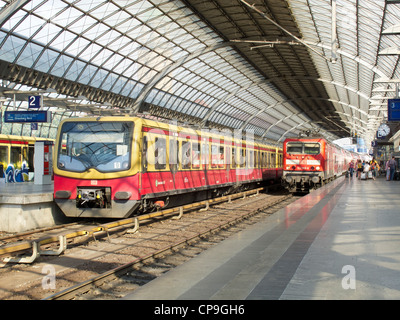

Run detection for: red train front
[[282, 137, 352, 193]]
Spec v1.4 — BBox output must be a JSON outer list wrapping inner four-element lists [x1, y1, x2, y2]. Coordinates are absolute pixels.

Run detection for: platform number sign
[[388, 99, 400, 121], [28, 95, 42, 109]]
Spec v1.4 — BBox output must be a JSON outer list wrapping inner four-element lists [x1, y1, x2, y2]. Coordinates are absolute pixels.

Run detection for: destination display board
[[4, 110, 51, 123]]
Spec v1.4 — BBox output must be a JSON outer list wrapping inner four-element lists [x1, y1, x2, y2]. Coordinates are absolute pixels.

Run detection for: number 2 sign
[[28, 95, 42, 109]]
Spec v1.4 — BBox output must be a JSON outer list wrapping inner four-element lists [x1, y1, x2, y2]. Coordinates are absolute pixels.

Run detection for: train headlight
[[311, 176, 320, 184], [316, 166, 320, 170], [115, 191, 131, 200], [285, 176, 293, 183], [55, 190, 71, 199]]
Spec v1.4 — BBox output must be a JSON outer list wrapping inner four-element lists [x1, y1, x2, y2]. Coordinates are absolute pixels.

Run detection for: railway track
[[0, 187, 267, 262], [0, 188, 297, 300]]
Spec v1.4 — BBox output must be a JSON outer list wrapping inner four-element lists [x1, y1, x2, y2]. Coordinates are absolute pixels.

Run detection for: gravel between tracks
[[0, 191, 296, 300]]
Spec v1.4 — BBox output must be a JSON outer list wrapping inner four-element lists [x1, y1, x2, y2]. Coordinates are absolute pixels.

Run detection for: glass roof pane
[[51, 6, 84, 28], [0, 0, 356, 141], [32, 22, 62, 44]]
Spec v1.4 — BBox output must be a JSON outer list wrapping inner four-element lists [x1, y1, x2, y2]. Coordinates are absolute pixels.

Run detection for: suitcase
[[368, 171, 373, 179], [361, 172, 367, 180]]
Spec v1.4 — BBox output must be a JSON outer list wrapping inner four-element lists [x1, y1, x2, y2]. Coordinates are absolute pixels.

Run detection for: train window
[[181, 140, 191, 169], [169, 139, 178, 172], [255, 150, 259, 168], [28, 146, 35, 170], [225, 146, 231, 169], [232, 147, 236, 168], [304, 143, 320, 155], [210, 144, 225, 168], [11, 146, 21, 168], [240, 148, 246, 168], [22, 147, 28, 164], [155, 137, 166, 170], [271, 153, 276, 168], [0, 146, 7, 170], [248, 149, 254, 168], [260, 152, 264, 168], [192, 142, 200, 169], [201, 141, 209, 167], [219, 146, 224, 168], [142, 136, 148, 173], [265, 152, 268, 168], [286, 142, 303, 154], [58, 121, 134, 173], [287, 142, 320, 155], [211, 145, 218, 168]]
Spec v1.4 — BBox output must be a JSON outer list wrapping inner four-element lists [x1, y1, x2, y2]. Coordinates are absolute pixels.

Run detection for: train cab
[[282, 137, 356, 193], [282, 138, 326, 192]]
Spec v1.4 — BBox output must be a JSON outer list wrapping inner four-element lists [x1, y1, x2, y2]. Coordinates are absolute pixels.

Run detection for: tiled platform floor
[[123, 175, 400, 300]]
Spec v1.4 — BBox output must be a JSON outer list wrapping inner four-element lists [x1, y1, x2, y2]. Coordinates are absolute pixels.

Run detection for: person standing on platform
[[388, 156, 397, 181]]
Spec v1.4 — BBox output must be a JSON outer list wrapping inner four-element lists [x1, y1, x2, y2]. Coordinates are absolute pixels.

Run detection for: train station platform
[[124, 175, 400, 300], [0, 182, 69, 233]]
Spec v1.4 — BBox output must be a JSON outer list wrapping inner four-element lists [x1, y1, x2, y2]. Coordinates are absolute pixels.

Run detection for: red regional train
[[281, 137, 359, 193], [53, 116, 283, 218]]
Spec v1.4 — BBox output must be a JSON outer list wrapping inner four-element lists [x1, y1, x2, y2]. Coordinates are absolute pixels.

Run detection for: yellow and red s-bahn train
[[53, 116, 283, 218], [0, 134, 53, 181], [281, 137, 359, 193]]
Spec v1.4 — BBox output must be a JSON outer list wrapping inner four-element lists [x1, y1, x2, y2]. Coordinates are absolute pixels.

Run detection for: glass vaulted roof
[[0, 0, 399, 147]]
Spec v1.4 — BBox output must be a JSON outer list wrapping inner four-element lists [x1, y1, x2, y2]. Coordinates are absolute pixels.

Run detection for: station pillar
[[34, 141, 53, 185]]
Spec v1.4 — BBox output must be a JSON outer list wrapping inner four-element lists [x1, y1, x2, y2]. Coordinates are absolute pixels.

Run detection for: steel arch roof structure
[[0, 0, 399, 147]]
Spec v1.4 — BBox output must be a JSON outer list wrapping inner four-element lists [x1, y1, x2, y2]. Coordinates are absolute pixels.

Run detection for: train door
[[232, 146, 238, 185], [201, 139, 209, 187], [225, 145, 231, 182], [325, 144, 330, 179], [328, 145, 333, 178]]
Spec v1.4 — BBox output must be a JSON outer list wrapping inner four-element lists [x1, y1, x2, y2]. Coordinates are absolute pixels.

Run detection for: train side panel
[[54, 116, 283, 218]]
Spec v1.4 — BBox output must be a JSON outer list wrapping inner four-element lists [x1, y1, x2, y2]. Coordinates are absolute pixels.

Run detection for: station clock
[[377, 123, 390, 138]]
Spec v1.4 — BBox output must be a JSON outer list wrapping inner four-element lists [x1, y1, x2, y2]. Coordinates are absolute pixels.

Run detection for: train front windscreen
[[286, 142, 320, 155], [57, 121, 134, 173]]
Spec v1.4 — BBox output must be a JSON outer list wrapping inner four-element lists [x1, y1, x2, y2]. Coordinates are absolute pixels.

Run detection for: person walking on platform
[[357, 159, 363, 180], [348, 160, 354, 178], [370, 160, 377, 180], [386, 159, 391, 181], [363, 161, 370, 180], [388, 156, 397, 181]]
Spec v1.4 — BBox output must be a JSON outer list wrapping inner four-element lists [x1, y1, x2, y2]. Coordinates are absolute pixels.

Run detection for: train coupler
[[76, 187, 111, 209]]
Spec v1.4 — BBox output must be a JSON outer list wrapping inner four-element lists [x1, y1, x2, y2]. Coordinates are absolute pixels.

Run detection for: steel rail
[[0, 187, 265, 262]]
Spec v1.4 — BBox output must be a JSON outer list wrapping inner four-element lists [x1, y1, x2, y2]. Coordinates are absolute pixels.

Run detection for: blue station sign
[[4, 110, 51, 123], [388, 98, 400, 121], [28, 95, 42, 109]]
